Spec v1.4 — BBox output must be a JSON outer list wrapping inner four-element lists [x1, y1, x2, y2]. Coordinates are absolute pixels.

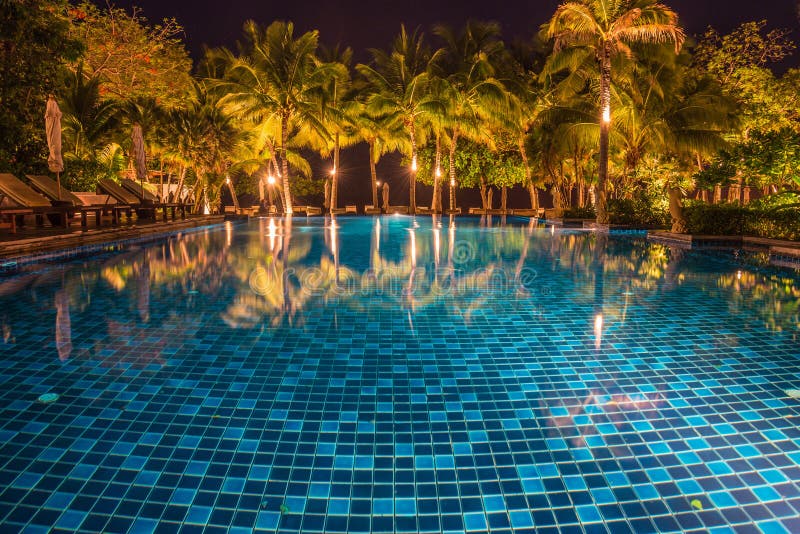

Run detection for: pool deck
[[0, 215, 227, 260]]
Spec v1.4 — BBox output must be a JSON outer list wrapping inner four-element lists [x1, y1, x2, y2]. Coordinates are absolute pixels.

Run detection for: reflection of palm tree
[[55, 289, 72, 362]]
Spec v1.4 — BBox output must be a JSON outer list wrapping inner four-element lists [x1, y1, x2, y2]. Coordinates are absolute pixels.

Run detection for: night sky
[[102, 0, 800, 63], [96, 0, 800, 207]]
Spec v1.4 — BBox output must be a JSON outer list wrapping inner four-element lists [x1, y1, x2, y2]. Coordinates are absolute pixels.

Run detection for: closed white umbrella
[[45, 95, 64, 199], [131, 123, 148, 200]]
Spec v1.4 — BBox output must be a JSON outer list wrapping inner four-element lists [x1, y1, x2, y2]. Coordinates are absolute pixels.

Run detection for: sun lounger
[[388, 206, 409, 214], [345, 205, 357, 214], [97, 179, 161, 221], [26, 175, 130, 227], [416, 206, 432, 214], [119, 178, 186, 221], [364, 205, 382, 215], [0, 173, 71, 228]]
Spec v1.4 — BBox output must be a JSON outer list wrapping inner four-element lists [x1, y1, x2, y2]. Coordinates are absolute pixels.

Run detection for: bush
[[683, 202, 800, 240], [562, 205, 596, 218], [607, 197, 670, 228]]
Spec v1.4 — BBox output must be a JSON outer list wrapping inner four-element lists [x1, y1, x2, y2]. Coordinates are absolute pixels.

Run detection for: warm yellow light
[[267, 175, 276, 186], [436, 167, 441, 177], [225, 177, 231, 185], [602, 105, 611, 124], [594, 313, 604, 349], [450, 179, 456, 187], [330, 167, 336, 176], [376, 180, 381, 186], [411, 157, 417, 172]]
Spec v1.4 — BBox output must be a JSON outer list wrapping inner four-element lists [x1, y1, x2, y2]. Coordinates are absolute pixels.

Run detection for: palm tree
[[433, 21, 510, 213], [357, 26, 444, 214], [544, 0, 685, 224], [347, 100, 408, 208], [60, 67, 119, 160], [216, 21, 337, 215], [318, 44, 353, 213]]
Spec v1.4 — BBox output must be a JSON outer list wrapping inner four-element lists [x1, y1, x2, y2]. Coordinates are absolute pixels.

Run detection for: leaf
[[690, 499, 703, 510]]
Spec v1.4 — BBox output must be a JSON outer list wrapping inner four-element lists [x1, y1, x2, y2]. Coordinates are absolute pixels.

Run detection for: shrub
[[683, 202, 800, 240], [607, 197, 670, 228], [562, 205, 596, 218]]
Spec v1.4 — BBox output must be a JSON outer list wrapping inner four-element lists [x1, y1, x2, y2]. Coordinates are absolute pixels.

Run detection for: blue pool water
[[0, 215, 799, 533]]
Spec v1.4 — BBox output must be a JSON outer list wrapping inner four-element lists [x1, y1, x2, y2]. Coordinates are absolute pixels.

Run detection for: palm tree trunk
[[280, 115, 292, 215], [596, 42, 612, 225], [480, 176, 488, 210], [369, 139, 378, 208], [432, 134, 442, 213], [330, 133, 340, 214], [448, 133, 458, 211], [501, 186, 508, 213], [409, 120, 417, 214], [519, 137, 538, 211]]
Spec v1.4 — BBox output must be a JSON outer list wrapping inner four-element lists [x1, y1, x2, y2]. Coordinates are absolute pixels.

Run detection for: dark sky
[[104, 0, 800, 64], [96, 0, 800, 207]]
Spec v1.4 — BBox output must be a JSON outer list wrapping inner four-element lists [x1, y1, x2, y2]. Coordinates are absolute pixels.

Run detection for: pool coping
[[0, 215, 227, 274], [647, 231, 800, 267]]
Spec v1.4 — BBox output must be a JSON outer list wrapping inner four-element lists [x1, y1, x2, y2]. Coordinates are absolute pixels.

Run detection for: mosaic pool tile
[[0, 215, 798, 532]]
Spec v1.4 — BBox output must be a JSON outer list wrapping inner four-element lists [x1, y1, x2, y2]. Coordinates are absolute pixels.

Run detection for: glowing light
[[433, 227, 440, 266], [411, 157, 417, 172], [594, 313, 603, 350], [736, 270, 742, 280], [225, 176, 231, 185], [330, 167, 336, 176], [436, 167, 442, 177], [267, 175, 276, 186], [602, 105, 611, 124], [268, 218, 277, 249], [410, 229, 417, 267], [450, 179, 456, 187], [376, 180, 381, 187]]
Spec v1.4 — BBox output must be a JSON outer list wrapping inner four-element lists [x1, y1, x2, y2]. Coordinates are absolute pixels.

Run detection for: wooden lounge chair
[[306, 206, 322, 215], [364, 205, 382, 215], [119, 178, 186, 221], [345, 205, 357, 214], [97, 178, 160, 221], [0, 173, 71, 229], [416, 206, 432, 215], [388, 206, 409, 214], [26, 174, 130, 227]]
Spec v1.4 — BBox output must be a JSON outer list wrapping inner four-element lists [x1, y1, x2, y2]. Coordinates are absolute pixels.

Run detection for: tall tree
[[544, 0, 685, 224], [68, 2, 192, 106], [357, 26, 444, 214], [217, 21, 337, 215], [433, 21, 511, 214], [0, 0, 82, 174]]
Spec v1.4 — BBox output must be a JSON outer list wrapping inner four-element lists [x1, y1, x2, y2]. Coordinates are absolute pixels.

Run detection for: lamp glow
[[267, 175, 276, 186], [450, 179, 456, 187], [411, 157, 417, 172], [602, 105, 611, 124], [330, 167, 336, 176], [436, 167, 441, 177], [594, 313, 604, 350]]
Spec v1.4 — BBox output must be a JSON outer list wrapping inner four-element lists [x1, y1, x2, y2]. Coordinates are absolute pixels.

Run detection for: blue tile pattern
[[0, 215, 799, 533]]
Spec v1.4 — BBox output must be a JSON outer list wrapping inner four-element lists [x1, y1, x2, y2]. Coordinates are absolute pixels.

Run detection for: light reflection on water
[[1, 216, 798, 362], [1, 215, 798, 453]]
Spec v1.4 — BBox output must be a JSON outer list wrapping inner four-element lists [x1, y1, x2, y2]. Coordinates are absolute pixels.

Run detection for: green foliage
[[696, 128, 800, 189], [415, 140, 525, 188], [607, 197, 669, 227], [69, 2, 193, 106], [683, 202, 800, 240], [0, 0, 83, 174], [562, 205, 596, 218]]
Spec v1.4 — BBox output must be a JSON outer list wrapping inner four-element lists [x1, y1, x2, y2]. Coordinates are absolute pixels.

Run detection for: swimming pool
[[0, 215, 799, 533]]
